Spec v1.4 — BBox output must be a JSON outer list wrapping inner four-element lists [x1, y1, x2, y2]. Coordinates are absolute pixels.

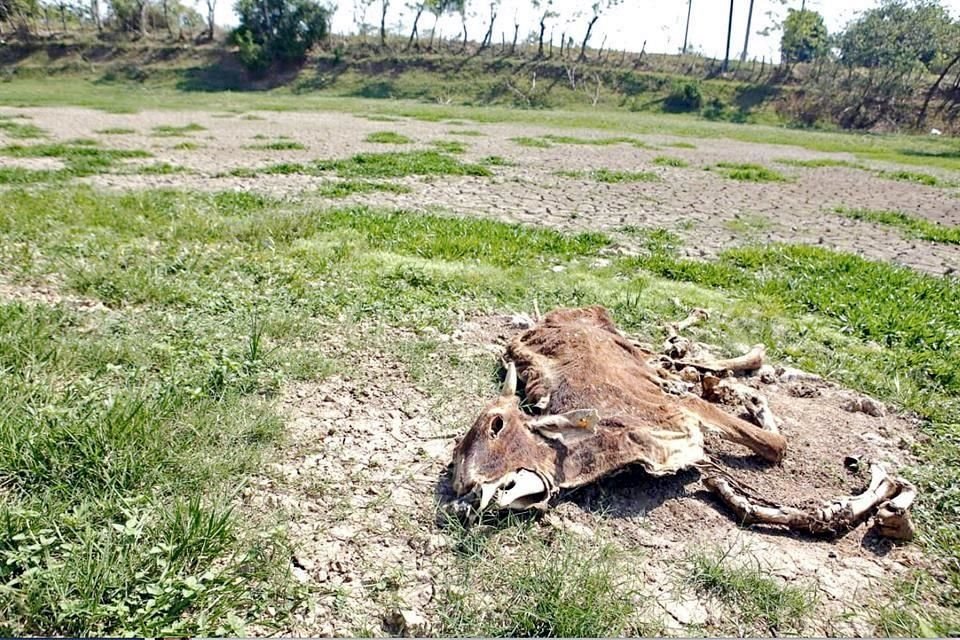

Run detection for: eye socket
[[490, 416, 505, 438]]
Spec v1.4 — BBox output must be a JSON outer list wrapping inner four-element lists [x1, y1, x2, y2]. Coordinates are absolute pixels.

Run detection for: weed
[[447, 129, 485, 136], [136, 162, 190, 175], [431, 140, 467, 154], [172, 141, 202, 150], [560, 168, 659, 183], [686, 550, 816, 635], [479, 155, 514, 166], [712, 162, 787, 182], [876, 169, 946, 187], [653, 156, 689, 167], [511, 136, 552, 148], [666, 141, 697, 149], [151, 123, 206, 137], [96, 127, 137, 135], [314, 151, 491, 178], [724, 213, 772, 234], [314, 180, 411, 198], [364, 131, 412, 144], [776, 157, 862, 169], [245, 140, 307, 151], [837, 207, 960, 245], [0, 116, 46, 139]]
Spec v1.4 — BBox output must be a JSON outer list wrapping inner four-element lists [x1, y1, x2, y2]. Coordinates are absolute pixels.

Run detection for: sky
[[214, 0, 960, 63]]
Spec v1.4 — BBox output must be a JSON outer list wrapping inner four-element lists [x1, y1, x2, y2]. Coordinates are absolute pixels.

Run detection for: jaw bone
[[478, 469, 549, 511]]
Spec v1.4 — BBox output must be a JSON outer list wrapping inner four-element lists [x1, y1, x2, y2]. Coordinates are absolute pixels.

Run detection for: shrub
[[663, 81, 703, 113], [231, 0, 330, 71]]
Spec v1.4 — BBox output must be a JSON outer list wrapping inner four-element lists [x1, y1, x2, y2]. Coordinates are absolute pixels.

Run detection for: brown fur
[[452, 306, 787, 502]]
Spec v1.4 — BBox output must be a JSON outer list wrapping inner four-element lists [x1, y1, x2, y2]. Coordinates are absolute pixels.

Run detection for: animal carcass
[[449, 306, 915, 540]]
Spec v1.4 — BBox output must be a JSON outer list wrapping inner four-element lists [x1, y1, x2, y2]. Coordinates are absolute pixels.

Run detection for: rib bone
[[700, 461, 910, 537], [703, 376, 780, 433]]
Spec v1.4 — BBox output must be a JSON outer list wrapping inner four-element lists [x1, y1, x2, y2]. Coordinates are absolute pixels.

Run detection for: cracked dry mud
[[0, 105, 951, 635], [1, 106, 958, 275]]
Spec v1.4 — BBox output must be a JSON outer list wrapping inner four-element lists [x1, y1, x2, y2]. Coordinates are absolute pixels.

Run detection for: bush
[[231, 0, 330, 71], [663, 81, 703, 112]]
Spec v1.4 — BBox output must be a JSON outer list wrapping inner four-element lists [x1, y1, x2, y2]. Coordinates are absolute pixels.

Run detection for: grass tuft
[[712, 162, 788, 182], [315, 150, 491, 178], [837, 207, 960, 244], [245, 140, 307, 151], [364, 131, 413, 144], [686, 550, 816, 635], [876, 169, 946, 187], [511, 136, 552, 148], [431, 140, 468, 154], [314, 180, 411, 198], [0, 116, 47, 139], [653, 155, 689, 167], [151, 123, 206, 137], [560, 168, 659, 183], [776, 157, 863, 169], [96, 127, 137, 135]]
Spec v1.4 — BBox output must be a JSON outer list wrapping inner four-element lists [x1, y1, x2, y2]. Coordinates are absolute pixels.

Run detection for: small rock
[[388, 609, 430, 637], [757, 364, 777, 384], [551, 265, 565, 273], [778, 366, 822, 383], [841, 396, 885, 417], [509, 313, 536, 329]]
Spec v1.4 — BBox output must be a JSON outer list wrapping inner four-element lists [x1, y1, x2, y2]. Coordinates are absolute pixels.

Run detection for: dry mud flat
[[243, 315, 925, 637], [1, 106, 959, 275]]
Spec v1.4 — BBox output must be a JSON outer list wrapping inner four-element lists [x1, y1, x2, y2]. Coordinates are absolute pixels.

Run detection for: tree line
[[2, 0, 959, 129]]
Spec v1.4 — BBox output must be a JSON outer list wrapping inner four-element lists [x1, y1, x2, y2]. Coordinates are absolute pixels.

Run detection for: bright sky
[[214, 0, 960, 63]]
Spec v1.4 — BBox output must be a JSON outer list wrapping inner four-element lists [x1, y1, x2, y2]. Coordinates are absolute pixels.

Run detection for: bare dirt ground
[[2, 106, 958, 274], [0, 105, 951, 635]]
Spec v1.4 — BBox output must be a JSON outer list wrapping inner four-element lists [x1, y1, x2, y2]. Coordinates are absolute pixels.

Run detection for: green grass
[[0, 115, 47, 139], [446, 129, 485, 136], [542, 134, 650, 148], [560, 168, 659, 183], [134, 162, 190, 175], [479, 155, 514, 166], [665, 141, 696, 149], [776, 157, 863, 169], [712, 162, 788, 182], [0, 143, 152, 181], [438, 523, 651, 636], [431, 140, 468, 154], [837, 207, 960, 245], [876, 169, 948, 187], [151, 123, 206, 137], [244, 140, 307, 151], [364, 131, 412, 144], [314, 180, 411, 198], [653, 155, 689, 167], [96, 127, 137, 135], [511, 136, 552, 148], [172, 141, 202, 150], [724, 213, 772, 234], [315, 150, 491, 178], [686, 550, 816, 635]]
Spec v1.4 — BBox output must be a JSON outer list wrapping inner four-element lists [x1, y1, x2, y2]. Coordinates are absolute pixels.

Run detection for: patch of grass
[[438, 525, 650, 637], [240, 113, 265, 120], [0, 143, 152, 179], [776, 157, 863, 169], [65, 138, 99, 146], [543, 134, 650, 148], [314, 180, 411, 198], [724, 213, 772, 234], [666, 141, 696, 149], [653, 155, 689, 167], [447, 129, 485, 136], [172, 141, 202, 151], [0, 116, 47, 139], [135, 162, 190, 175], [431, 140, 467, 154], [479, 155, 514, 166], [876, 169, 946, 187], [96, 127, 137, 135], [560, 168, 659, 183], [686, 550, 816, 635], [511, 136, 552, 148], [360, 114, 401, 122], [712, 162, 788, 182], [151, 123, 206, 137], [315, 151, 491, 178], [245, 140, 307, 151], [364, 131, 412, 144], [837, 207, 960, 245]]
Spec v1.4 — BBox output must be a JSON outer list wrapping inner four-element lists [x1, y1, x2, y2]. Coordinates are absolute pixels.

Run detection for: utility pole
[[722, 0, 734, 72], [682, 0, 692, 55]]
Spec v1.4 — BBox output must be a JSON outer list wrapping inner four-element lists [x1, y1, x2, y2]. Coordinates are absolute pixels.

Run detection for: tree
[[203, 0, 215, 38], [406, 0, 424, 48], [781, 7, 827, 63], [379, 0, 388, 46], [577, 1, 619, 62], [232, 0, 329, 69], [532, 0, 555, 57], [739, 0, 754, 62], [721, 0, 733, 71], [839, 0, 955, 71]]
